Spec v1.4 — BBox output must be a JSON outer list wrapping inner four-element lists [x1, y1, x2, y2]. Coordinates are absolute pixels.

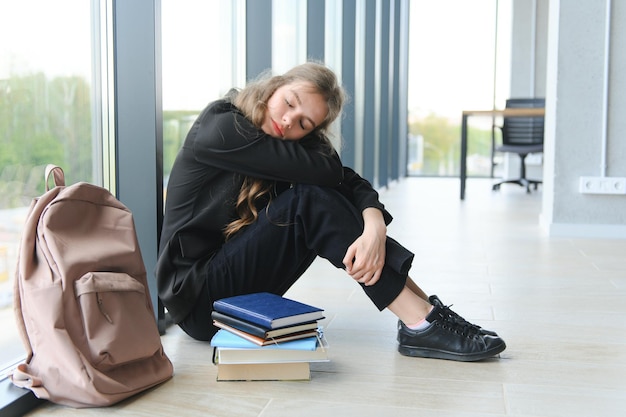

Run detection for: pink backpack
[[11, 165, 173, 407]]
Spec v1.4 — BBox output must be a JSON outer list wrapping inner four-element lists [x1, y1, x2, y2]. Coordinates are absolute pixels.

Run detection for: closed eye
[[286, 91, 317, 131]]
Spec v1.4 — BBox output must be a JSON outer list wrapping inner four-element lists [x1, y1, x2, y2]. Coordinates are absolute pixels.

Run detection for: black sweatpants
[[178, 184, 414, 341]]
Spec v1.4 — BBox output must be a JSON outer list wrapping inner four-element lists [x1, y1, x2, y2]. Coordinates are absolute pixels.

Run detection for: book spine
[[211, 311, 267, 338]]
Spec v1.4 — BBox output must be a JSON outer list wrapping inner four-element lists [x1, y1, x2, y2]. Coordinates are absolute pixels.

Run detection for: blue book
[[212, 292, 324, 329], [210, 329, 318, 351], [211, 330, 329, 364]]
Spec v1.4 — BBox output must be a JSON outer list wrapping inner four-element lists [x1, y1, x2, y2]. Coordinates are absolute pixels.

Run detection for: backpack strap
[[13, 259, 32, 363], [14, 166, 65, 363], [45, 164, 65, 191], [10, 363, 45, 391]]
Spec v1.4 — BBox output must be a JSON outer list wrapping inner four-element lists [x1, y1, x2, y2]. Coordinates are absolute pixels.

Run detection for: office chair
[[492, 98, 545, 193]]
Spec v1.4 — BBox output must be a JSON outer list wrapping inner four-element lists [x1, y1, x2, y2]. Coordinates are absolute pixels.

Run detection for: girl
[[156, 62, 505, 361]]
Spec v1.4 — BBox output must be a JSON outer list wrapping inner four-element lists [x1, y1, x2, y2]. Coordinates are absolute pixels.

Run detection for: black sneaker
[[397, 305, 506, 361], [429, 295, 499, 336]]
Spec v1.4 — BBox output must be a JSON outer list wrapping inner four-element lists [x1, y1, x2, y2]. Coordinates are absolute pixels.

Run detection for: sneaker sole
[[398, 340, 506, 362]]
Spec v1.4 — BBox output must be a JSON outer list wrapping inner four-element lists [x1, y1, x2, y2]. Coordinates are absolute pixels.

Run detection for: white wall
[[541, 0, 626, 238]]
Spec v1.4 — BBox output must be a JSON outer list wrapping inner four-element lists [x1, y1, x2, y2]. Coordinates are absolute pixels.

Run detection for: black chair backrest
[[502, 98, 545, 146]]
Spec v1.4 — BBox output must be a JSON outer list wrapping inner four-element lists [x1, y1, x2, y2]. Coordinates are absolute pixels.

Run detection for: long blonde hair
[[223, 62, 346, 239]]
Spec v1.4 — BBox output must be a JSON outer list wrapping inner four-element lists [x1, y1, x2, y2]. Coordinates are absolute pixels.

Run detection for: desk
[[459, 107, 545, 200]]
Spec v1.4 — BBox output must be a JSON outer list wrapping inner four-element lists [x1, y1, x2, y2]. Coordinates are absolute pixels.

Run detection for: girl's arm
[[190, 102, 343, 186], [343, 207, 387, 286], [336, 167, 393, 224], [337, 167, 391, 286]]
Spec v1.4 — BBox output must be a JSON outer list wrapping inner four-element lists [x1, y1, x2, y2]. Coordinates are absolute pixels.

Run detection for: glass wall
[[161, 0, 409, 190], [407, 0, 511, 177], [272, 0, 307, 75], [161, 0, 244, 183], [325, 0, 344, 151], [0, 0, 97, 371]]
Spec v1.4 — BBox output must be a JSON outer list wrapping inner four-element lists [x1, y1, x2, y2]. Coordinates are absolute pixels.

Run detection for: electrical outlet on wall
[[579, 176, 626, 195]]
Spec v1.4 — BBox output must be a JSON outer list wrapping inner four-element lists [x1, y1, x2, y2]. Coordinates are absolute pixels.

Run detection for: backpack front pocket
[[74, 272, 162, 371]]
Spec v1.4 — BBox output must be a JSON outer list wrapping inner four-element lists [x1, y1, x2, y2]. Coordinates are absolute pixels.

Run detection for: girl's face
[[261, 81, 328, 141]]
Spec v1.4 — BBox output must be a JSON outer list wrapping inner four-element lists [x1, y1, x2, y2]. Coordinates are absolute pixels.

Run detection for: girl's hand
[[343, 208, 387, 286]]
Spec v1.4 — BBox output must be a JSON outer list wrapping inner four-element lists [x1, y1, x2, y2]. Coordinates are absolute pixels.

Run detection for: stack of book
[[210, 292, 328, 381]]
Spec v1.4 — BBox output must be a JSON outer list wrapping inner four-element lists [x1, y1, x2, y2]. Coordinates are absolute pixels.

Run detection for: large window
[[272, 0, 307, 75], [407, 0, 511, 177], [325, 0, 344, 151], [161, 0, 244, 182], [0, 0, 97, 372]]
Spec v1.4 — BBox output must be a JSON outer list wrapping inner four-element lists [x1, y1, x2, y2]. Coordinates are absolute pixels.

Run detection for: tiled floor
[[28, 178, 626, 416]]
